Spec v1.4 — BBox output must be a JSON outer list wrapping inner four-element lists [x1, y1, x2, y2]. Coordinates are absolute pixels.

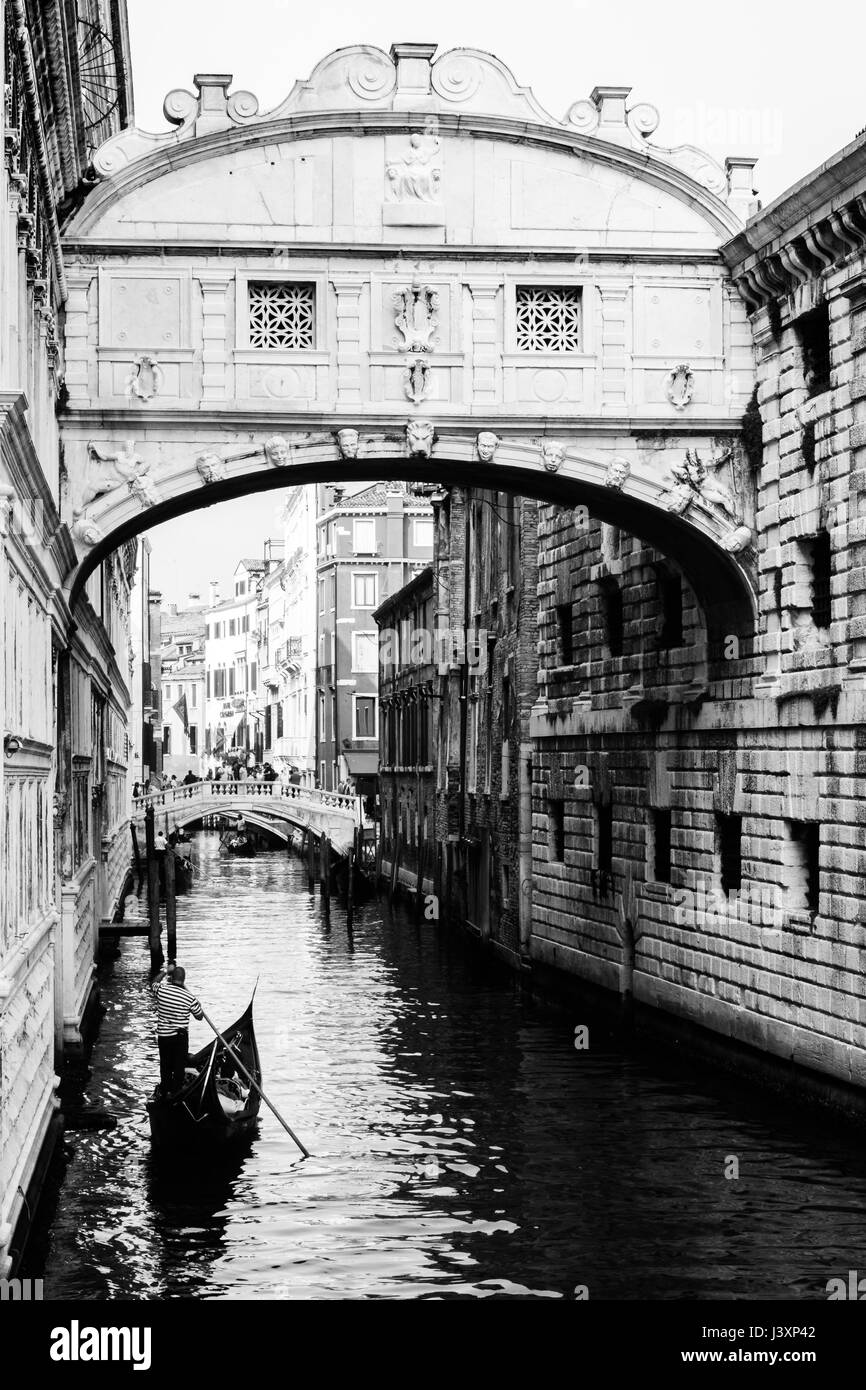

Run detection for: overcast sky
[[136, 0, 865, 604]]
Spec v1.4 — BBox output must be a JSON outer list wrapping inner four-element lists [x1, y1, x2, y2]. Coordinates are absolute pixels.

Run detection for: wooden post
[[321, 835, 331, 918], [164, 844, 177, 963], [415, 839, 427, 920], [306, 829, 316, 890], [130, 823, 142, 887], [389, 831, 402, 903], [144, 804, 163, 969], [346, 828, 357, 934]]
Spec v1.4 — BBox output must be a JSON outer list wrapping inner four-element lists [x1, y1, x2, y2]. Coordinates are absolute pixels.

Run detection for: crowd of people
[[132, 757, 307, 800]]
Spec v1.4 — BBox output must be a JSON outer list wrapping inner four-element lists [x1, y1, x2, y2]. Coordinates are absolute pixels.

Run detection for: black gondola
[[146, 998, 261, 1149]]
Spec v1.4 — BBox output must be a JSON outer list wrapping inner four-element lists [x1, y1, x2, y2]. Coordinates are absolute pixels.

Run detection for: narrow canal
[[27, 832, 866, 1300]]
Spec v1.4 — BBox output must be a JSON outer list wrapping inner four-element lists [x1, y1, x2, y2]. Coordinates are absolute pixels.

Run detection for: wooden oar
[[199, 1007, 310, 1159]]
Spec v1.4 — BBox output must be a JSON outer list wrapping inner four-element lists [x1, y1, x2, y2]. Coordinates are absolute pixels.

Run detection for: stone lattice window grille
[[515, 286, 582, 352], [248, 282, 316, 348]]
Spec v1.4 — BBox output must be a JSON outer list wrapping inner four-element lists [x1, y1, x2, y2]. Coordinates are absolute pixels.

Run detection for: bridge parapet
[[133, 779, 364, 853]]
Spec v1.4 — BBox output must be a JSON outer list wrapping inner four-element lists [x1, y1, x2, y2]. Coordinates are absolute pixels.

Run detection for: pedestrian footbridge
[[132, 781, 364, 855]]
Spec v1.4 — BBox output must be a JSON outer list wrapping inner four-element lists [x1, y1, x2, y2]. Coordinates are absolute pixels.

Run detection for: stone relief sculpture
[[720, 524, 753, 553], [661, 449, 741, 525], [540, 441, 564, 472], [336, 428, 360, 459], [406, 420, 434, 458], [124, 353, 164, 402], [0, 482, 15, 535], [72, 513, 105, 547], [403, 359, 433, 405], [128, 473, 162, 509], [264, 435, 291, 467], [386, 133, 441, 202], [196, 452, 228, 484], [476, 431, 500, 462], [665, 363, 695, 411], [393, 280, 440, 352], [605, 457, 631, 490], [78, 440, 151, 514]]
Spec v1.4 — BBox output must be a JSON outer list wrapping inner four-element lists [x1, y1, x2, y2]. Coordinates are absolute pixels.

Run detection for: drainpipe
[[458, 488, 470, 842], [518, 741, 533, 956], [10, 1, 68, 303]]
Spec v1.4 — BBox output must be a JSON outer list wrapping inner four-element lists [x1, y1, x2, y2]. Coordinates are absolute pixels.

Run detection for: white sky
[[137, 0, 866, 604]]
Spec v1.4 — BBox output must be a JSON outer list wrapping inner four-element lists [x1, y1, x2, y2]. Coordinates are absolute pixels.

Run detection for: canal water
[[28, 831, 866, 1300]]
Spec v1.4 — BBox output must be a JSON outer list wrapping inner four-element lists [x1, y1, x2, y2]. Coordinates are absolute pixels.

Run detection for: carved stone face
[[196, 452, 226, 484], [73, 514, 103, 547], [264, 435, 290, 468], [407, 420, 434, 458], [720, 524, 752, 554], [336, 428, 360, 459], [605, 457, 631, 490], [541, 441, 564, 472], [477, 431, 499, 463]]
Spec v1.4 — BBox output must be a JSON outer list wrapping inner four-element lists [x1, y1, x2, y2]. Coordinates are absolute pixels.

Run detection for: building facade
[[159, 596, 206, 778], [275, 487, 317, 781], [203, 563, 261, 763], [432, 485, 539, 960], [375, 565, 436, 893], [0, 0, 134, 1276], [315, 480, 433, 793]]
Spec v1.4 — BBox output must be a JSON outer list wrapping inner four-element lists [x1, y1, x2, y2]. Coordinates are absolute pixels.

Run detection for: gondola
[[219, 829, 256, 857], [146, 997, 262, 1149], [172, 837, 195, 893]]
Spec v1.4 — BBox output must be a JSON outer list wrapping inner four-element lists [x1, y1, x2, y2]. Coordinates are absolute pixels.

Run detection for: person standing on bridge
[[151, 963, 204, 1097]]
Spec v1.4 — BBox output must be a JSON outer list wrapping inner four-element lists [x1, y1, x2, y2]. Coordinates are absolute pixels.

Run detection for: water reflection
[[27, 830, 866, 1300]]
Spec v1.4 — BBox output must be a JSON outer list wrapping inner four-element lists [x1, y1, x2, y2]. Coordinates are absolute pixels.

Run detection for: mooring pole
[[306, 829, 316, 891], [346, 828, 357, 934], [389, 832, 402, 904], [130, 823, 142, 887], [415, 839, 427, 920], [144, 804, 163, 969], [164, 843, 177, 962], [321, 835, 331, 918]]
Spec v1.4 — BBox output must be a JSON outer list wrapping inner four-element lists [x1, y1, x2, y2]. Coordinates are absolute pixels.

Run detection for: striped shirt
[[152, 979, 203, 1037]]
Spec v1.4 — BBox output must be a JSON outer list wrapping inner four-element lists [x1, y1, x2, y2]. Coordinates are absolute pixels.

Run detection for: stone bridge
[[134, 780, 364, 855], [57, 41, 763, 643]]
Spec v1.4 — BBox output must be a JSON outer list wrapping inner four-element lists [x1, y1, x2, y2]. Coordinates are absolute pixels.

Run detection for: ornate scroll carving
[[665, 363, 695, 410], [124, 353, 164, 402], [393, 280, 440, 352]]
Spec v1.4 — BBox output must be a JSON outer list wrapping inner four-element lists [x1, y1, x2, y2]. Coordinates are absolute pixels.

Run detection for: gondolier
[[151, 963, 203, 1097]]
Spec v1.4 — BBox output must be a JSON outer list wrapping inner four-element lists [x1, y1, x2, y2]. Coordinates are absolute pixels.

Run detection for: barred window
[[515, 286, 582, 352], [248, 282, 315, 348]]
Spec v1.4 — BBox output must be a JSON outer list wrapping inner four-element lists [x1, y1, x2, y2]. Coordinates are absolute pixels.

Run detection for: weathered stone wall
[[528, 146, 866, 1099]]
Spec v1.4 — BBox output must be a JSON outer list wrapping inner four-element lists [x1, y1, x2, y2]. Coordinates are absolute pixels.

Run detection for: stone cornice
[[62, 239, 727, 266], [722, 137, 866, 310], [57, 407, 747, 436]]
